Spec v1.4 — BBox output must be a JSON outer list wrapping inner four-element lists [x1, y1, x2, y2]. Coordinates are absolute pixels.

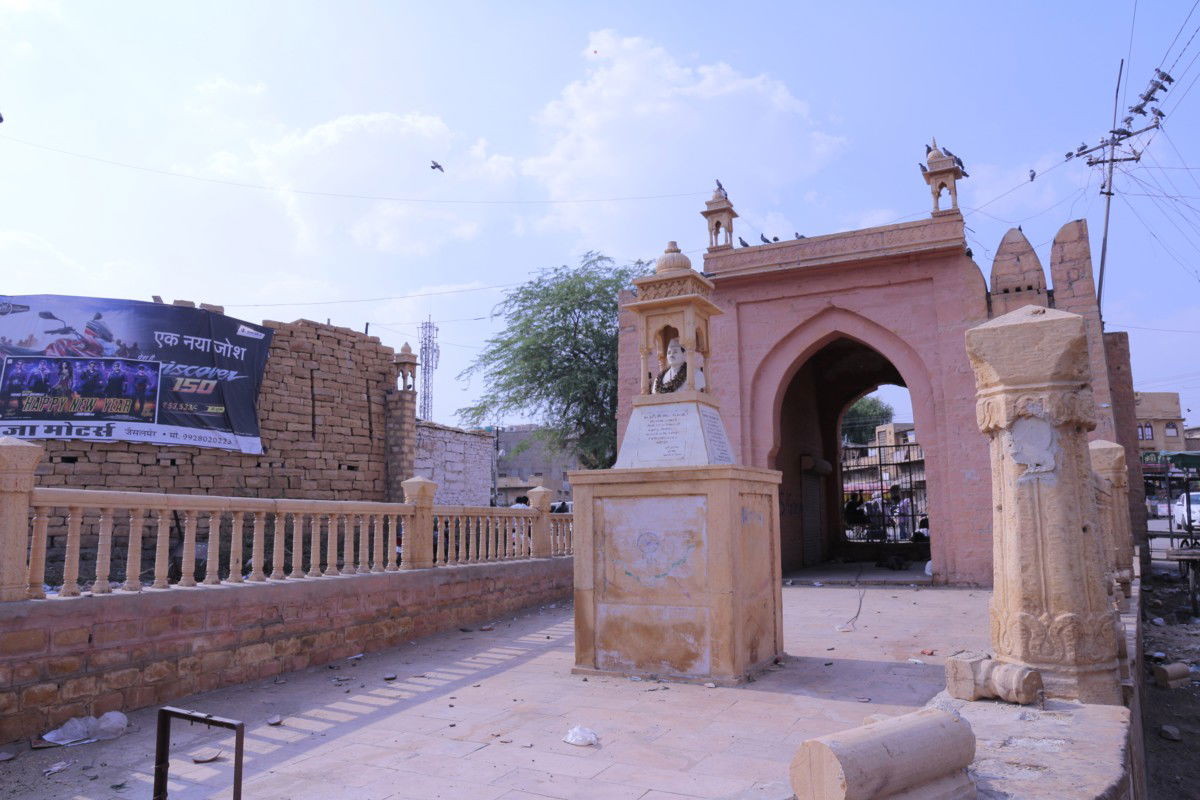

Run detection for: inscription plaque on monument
[[639, 406, 689, 463], [699, 405, 733, 464], [616, 399, 737, 468]]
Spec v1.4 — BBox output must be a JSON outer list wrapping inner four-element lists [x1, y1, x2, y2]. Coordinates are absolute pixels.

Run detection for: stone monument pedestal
[[570, 463, 783, 685]]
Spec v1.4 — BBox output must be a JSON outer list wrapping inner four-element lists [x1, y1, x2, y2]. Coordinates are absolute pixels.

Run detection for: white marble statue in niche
[[653, 337, 706, 394]]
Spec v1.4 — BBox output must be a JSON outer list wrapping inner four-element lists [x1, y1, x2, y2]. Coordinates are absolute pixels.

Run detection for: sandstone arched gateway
[[617, 148, 1143, 585]]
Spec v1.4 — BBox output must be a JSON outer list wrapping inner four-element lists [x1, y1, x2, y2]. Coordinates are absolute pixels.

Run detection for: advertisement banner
[[0, 295, 273, 453]]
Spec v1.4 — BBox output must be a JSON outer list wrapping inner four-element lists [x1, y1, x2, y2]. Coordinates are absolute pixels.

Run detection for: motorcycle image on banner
[[0, 295, 273, 454]]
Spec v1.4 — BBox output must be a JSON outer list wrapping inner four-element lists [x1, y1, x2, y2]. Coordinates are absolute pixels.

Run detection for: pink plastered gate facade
[[618, 200, 1141, 586]]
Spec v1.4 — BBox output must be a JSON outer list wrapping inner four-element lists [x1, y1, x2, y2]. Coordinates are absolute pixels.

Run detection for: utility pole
[[1096, 59, 1124, 312], [1065, 59, 1172, 313]]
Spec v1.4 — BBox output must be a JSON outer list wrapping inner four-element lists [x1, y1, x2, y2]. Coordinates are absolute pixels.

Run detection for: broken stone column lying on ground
[[571, 242, 783, 685], [944, 651, 1042, 704], [963, 304, 1122, 705], [789, 708, 977, 800], [1089, 439, 1134, 596]]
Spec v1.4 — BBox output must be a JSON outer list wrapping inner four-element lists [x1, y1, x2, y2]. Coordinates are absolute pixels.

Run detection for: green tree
[[841, 395, 895, 445], [457, 252, 649, 469]]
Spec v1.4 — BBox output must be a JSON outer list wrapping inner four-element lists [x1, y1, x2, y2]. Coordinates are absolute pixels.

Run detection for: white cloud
[[179, 98, 514, 259], [521, 30, 844, 250], [351, 204, 480, 257]]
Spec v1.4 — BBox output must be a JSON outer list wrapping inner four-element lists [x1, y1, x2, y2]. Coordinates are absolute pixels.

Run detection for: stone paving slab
[[0, 585, 991, 800]]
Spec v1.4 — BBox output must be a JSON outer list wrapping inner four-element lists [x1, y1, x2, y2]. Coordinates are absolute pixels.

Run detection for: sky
[[3, 1, 1200, 430]]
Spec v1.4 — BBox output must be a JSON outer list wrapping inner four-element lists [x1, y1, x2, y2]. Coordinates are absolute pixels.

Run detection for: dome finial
[[655, 241, 692, 274]]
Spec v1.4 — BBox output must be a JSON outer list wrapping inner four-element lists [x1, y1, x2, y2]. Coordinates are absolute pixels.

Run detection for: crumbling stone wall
[[412, 421, 493, 506]]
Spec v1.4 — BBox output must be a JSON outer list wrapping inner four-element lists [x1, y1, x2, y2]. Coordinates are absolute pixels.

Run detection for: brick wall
[[0, 557, 572, 744], [412, 421, 493, 506]]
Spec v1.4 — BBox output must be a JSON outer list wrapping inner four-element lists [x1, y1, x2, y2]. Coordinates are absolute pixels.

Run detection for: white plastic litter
[[42, 712, 128, 746], [42, 718, 91, 746], [562, 726, 599, 747], [93, 712, 128, 740], [924, 560, 933, 577]]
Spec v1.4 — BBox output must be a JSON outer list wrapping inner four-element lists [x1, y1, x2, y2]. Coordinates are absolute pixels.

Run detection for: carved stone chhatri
[[966, 305, 1122, 705]]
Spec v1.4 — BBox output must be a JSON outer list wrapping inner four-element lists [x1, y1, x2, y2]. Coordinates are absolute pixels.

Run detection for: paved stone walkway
[[2, 584, 990, 800]]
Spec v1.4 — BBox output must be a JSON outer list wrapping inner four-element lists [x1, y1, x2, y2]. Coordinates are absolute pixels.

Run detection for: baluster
[[439, 516, 449, 565], [372, 514, 384, 573], [491, 516, 499, 561], [290, 514, 305, 578], [326, 515, 341, 576], [456, 516, 465, 564], [60, 507, 82, 597], [249, 512, 266, 582], [468, 517, 478, 563], [387, 514, 399, 571], [179, 510, 198, 587], [462, 516, 470, 564], [341, 515, 356, 575], [204, 512, 222, 585], [26, 508, 49, 599], [567, 519, 573, 554], [152, 509, 170, 589], [358, 515, 371, 573], [91, 507, 114, 593], [271, 512, 286, 580], [308, 516, 324, 577], [124, 508, 144, 591], [227, 511, 245, 583]]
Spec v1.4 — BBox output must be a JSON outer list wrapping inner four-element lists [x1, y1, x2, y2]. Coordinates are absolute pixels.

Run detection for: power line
[[1108, 322, 1200, 334], [372, 315, 489, 326], [1123, 0, 1139, 112], [0, 133, 708, 206], [1117, 194, 1200, 283], [225, 283, 517, 309], [1158, 1, 1200, 71]]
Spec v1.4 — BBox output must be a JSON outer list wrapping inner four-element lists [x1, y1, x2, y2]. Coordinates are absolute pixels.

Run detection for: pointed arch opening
[[774, 336, 931, 580]]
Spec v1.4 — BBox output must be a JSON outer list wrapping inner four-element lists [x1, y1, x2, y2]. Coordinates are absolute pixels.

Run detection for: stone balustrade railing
[[0, 438, 572, 603]]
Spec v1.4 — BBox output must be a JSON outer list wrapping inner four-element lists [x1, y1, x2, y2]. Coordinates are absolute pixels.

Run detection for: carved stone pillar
[[966, 305, 1122, 705], [1089, 439, 1134, 595]]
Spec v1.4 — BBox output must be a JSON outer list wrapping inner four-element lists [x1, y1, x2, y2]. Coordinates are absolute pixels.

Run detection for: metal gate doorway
[[840, 437, 929, 553]]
